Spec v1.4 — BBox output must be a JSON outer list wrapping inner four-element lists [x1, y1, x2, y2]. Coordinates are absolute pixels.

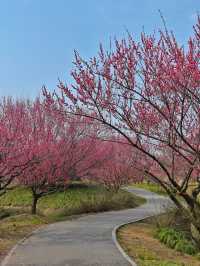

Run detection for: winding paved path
[[2, 188, 171, 266]]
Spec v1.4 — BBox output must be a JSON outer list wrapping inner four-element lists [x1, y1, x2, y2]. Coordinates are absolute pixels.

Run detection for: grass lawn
[[131, 182, 167, 196], [0, 183, 145, 262], [117, 213, 200, 266]]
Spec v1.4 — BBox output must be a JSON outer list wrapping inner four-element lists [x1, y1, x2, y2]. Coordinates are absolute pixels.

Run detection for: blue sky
[[0, 0, 199, 98]]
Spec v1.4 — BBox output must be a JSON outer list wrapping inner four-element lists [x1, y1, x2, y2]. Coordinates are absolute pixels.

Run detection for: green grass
[[0, 184, 145, 220], [0, 187, 33, 207], [131, 182, 167, 195]]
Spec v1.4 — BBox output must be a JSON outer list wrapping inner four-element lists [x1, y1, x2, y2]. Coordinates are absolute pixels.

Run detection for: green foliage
[[175, 240, 198, 255], [156, 228, 198, 255]]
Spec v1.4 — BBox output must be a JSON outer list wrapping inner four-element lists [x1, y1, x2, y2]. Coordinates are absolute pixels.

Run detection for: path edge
[[112, 214, 155, 266]]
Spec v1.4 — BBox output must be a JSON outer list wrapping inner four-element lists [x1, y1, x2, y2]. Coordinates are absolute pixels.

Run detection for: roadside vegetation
[[155, 228, 198, 255], [0, 182, 144, 261], [118, 210, 200, 266]]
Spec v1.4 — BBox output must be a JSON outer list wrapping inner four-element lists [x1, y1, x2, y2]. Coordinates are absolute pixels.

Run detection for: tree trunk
[[191, 223, 200, 246], [31, 195, 38, 215], [184, 203, 200, 247], [190, 207, 200, 246], [171, 193, 200, 247]]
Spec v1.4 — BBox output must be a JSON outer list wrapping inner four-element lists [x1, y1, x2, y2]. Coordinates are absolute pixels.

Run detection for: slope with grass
[[0, 184, 145, 218]]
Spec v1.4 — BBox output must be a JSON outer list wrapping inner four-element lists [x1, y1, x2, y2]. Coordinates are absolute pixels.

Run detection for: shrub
[[156, 228, 198, 255], [175, 239, 198, 255]]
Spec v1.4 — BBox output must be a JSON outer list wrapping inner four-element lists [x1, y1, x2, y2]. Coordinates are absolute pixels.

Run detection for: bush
[[175, 239, 198, 255], [156, 228, 198, 255]]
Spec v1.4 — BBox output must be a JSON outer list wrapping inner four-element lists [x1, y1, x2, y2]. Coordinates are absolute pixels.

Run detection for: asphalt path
[[2, 187, 171, 266]]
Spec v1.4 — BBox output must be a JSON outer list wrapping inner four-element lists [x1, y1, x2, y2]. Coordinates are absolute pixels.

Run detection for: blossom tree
[[59, 116, 112, 182], [18, 99, 68, 214], [19, 100, 113, 214], [45, 17, 200, 243]]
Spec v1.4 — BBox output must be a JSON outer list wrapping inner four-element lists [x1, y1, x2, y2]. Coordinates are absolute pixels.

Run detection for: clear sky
[[0, 0, 199, 98]]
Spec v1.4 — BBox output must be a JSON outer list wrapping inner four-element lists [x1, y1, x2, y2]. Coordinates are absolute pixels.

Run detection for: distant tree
[[93, 140, 147, 192], [0, 98, 34, 196]]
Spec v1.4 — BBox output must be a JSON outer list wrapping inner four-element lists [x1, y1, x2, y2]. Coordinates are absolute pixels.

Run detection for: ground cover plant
[[155, 227, 198, 255]]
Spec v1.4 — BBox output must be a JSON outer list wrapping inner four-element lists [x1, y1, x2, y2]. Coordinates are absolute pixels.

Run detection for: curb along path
[[2, 188, 171, 266]]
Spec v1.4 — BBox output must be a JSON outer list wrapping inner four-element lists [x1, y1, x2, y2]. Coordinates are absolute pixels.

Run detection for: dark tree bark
[[31, 188, 40, 215], [31, 196, 38, 215]]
